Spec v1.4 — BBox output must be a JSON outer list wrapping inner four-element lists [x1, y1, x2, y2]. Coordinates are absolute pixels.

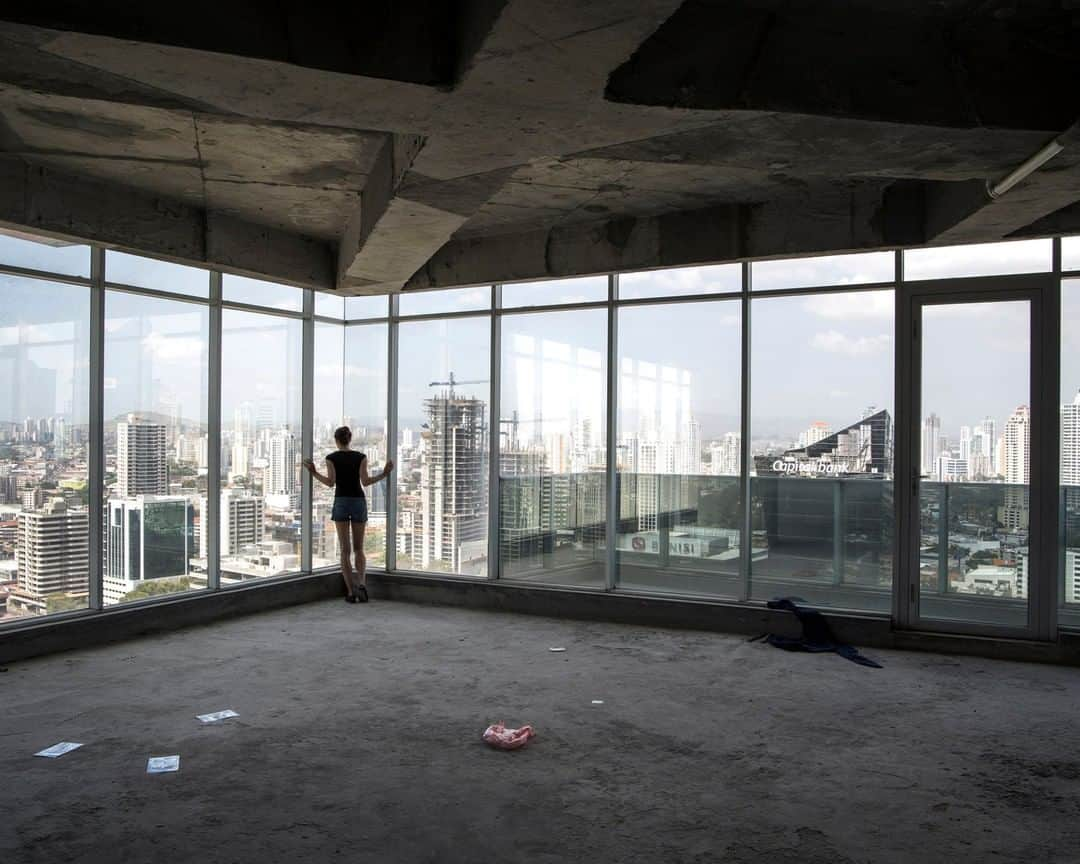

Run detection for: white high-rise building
[[709, 433, 740, 476], [117, 417, 168, 496], [199, 491, 265, 559], [959, 425, 972, 461], [921, 413, 941, 476], [16, 498, 89, 598], [798, 421, 832, 449], [1004, 406, 1030, 485], [266, 430, 297, 496], [1062, 391, 1080, 485]]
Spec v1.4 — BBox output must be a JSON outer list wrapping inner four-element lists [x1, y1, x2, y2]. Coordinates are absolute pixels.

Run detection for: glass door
[[907, 282, 1048, 637]]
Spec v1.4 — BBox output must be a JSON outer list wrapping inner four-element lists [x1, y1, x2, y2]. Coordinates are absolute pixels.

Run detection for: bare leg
[[351, 521, 367, 590], [335, 520, 354, 596]]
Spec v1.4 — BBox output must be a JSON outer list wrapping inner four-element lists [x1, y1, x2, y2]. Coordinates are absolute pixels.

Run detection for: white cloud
[[141, 331, 204, 363], [810, 330, 890, 356], [804, 291, 893, 321]]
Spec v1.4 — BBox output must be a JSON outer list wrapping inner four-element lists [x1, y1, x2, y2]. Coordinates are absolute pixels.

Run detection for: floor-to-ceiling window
[[396, 288, 490, 576], [0, 230, 91, 621], [614, 266, 742, 597], [344, 315, 389, 570], [749, 253, 895, 612], [220, 277, 304, 583], [499, 299, 608, 587], [1061, 240, 1080, 627], [103, 285, 209, 605]]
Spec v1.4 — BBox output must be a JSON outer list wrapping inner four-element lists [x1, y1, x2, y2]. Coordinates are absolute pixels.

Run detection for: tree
[[122, 577, 192, 602], [46, 594, 86, 614]]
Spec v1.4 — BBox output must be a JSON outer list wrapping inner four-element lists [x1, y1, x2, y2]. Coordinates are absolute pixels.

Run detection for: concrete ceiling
[[0, 0, 1076, 296]]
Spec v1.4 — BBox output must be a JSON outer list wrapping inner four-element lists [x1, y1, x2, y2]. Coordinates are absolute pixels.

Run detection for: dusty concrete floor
[[3, 599, 1080, 864]]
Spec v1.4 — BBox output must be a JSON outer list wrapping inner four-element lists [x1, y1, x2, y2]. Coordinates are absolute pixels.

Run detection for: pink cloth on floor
[[482, 722, 535, 750]]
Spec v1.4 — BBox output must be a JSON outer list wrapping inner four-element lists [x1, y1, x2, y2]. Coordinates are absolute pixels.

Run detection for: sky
[[1, 230, 1075, 456]]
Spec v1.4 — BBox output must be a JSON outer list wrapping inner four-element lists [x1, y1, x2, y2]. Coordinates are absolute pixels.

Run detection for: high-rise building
[[117, 417, 168, 496], [709, 433, 740, 476], [1001, 405, 1031, 530], [104, 496, 193, 604], [798, 421, 832, 449], [1062, 391, 1080, 485], [199, 491, 265, 559], [419, 392, 487, 571], [266, 429, 297, 505], [1004, 406, 1030, 485], [921, 413, 941, 476], [959, 425, 972, 461], [16, 498, 89, 598]]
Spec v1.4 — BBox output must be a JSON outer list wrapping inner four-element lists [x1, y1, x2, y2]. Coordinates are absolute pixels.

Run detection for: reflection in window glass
[[501, 276, 607, 308], [106, 251, 209, 298], [499, 309, 607, 587], [1064, 236, 1080, 272], [104, 292, 208, 605], [345, 323, 388, 569], [904, 239, 1051, 281], [0, 228, 90, 278], [398, 286, 490, 316], [749, 289, 894, 612], [619, 264, 740, 300], [223, 274, 305, 312], [616, 301, 741, 596], [0, 277, 91, 620], [314, 293, 344, 319], [221, 310, 303, 581], [1061, 280, 1080, 627], [752, 252, 894, 291], [345, 295, 389, 320], [397, 317, 489, 576]]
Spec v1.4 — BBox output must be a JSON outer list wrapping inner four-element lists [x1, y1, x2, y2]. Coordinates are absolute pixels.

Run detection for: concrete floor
[[3, 600, 1080, 864]]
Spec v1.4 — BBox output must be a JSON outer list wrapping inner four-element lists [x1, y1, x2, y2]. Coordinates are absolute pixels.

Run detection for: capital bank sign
[[771, 459, 849, 476]]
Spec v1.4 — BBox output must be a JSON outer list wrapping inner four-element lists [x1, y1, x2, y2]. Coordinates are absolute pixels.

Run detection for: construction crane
[[428, 372, 488, 395]]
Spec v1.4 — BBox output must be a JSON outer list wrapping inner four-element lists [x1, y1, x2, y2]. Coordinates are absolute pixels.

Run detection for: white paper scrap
[[34, 742, 83, 758], [548, 647, 566, 653], [591, 700, 605, 705], [147, 755, 180, 774], [196, 709, 239, 723]]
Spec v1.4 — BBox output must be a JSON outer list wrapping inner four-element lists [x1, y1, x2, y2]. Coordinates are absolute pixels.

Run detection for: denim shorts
[[331, 496, 368, 523]]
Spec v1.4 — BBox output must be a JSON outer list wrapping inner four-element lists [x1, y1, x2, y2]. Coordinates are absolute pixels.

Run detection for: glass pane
[[752, 252, 894, 291], [345, 323, 389, 570], [0, 277, 90, 621], [314, 293, 344, 319], [398, 286, 489, 316], [0, 228, 90, 278], [616, 300, 741, 596], [312, 322, 344, 570], [919, 300, 1029, 628], [221, 309, 303, 581], [904, 239, 1051, 281], [345, 295, 389, 320], [499, 308, 607, 588], [750, 289, 894, 612], [501, 276, 607, 308], [105, 251, 209, 298], [1064, 236, 1080, 272], [619, 264, 739, 300], [1060, 280, 1080, 626], [103, 292, 208, 605], [223, 274, 304, 313], [397, 318, 489, 576]]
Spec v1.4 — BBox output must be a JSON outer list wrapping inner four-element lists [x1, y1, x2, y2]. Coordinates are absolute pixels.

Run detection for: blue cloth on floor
[[752, 596, 882, 669]]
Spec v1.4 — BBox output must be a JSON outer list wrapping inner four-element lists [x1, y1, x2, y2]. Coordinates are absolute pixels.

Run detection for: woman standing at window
[[304, 426, 393, 603]]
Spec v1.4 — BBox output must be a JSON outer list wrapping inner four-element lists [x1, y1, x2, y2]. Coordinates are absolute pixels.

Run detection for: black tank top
[[326, 450, 365, 498]]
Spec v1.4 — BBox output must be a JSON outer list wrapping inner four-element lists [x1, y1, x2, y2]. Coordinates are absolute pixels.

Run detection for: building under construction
[[419, 390, 488, 572]]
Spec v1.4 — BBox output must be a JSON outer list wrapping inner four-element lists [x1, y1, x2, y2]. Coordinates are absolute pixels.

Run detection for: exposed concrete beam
[[0, 156, 334, 287], [405, 182, 909, 289]]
